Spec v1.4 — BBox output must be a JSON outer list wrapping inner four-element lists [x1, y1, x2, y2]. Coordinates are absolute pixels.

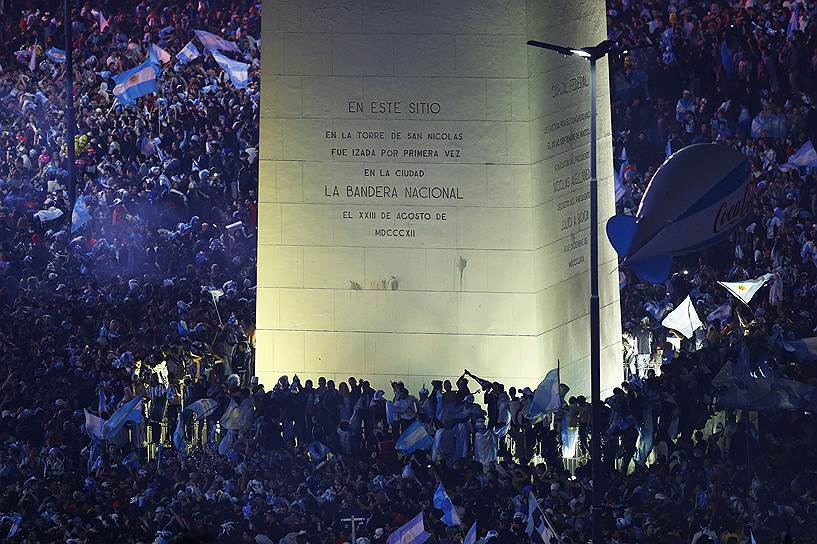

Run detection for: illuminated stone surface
[[258, 0, 623, 397]]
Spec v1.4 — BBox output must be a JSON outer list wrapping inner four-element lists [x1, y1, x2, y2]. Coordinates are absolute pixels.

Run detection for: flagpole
[[64, 0, 77, 210]]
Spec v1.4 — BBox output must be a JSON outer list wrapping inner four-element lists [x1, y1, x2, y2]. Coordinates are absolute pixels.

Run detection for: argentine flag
[[526, 367, 560, 422], [388, 512, 430, 544], [71, 193, 92, 232], [779, 140, 817, 172], [45, 47, 66, 63], [84, 409, 106, 440], [112, 59, 158, 106], [210, 50, 249, 89], [184, 398, 218, 419], [102, 397, 143, 440], [176, 41, 200, 63], [718, 273, 773, 306], [195, 29, 241, 53], [395, 420, 433, 454], [433, 484, 461, 527]]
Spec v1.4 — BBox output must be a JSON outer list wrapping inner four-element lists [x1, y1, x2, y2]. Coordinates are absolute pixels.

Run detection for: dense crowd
[[0, 0, 815, 543]]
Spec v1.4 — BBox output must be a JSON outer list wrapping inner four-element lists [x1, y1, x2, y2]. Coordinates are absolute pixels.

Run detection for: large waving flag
[[84, 409, 106, 440], [526, 367, 560, 422], [388, 512, 431, 544], [112, 59, 158, 105], [210, 50, 249, 88], [395, 420, 433, 454], [526, 492, 559, 544], [779, 140, 817, 172], [433, 484, 461, 527], [45, 47, 65, 63], [102, 397, 142, 440], [718, 273, 773, 306], [220, 399, 241, 430], [661, 295, 703, 339], [184, 398, 218, 419], [195, 29, 241, 53], [176, 41, 200, 63]]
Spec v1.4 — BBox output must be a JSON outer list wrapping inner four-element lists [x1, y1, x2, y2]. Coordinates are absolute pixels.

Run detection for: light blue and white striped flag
[[71, 192, 91, 232], [173, 415, 186, 455], [112, 59, 158, 105], [194, 29, 241, 53], [102, 397, 142, 440], [388, 512, 430, 544], [45, 47, 66, 63], [707, 301, 732, 323], [433, 483, 461, 527], [184, 398, 218, 419], [527, 367, 560, 422], [210, 50, 249, 89], [779, 140, 817, 172], [220, 399, 241, 430], [464, 522, 477, 544], [176, 41, 200, 63], [1, 515, 22, 538], [395, 420, 433, 455], [84, 409, 105, 440]]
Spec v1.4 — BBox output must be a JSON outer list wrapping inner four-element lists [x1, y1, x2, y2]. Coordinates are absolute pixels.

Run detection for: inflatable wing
[[607, 143, 751, 283]]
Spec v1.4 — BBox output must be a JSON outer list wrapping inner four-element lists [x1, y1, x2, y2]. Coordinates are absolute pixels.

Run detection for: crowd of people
[[0, 0, 815, 543]]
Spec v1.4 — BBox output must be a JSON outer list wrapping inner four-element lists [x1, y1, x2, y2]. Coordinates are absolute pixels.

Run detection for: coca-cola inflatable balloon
[[607, 143, 752, 284]]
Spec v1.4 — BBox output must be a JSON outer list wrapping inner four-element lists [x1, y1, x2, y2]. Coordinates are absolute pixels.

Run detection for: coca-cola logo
[[713, 182, 753, 234]]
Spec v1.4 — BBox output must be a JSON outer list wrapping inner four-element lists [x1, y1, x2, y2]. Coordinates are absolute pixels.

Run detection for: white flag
[[661, 295, 703, 339], [718, 273, 773, 306]]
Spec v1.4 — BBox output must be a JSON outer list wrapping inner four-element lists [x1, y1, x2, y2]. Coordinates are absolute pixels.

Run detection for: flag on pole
[[661, 295, 703, 339], [395, 420, 433, 454], [210, 50, 249, 88], [0, 515, 22, 538], [778, 140, 817, 172], [176, 41, 200, 63], [184, 398, 218, 419], [28, 41, 38, 71], [45, 47, 66, 63], [97, 388, 108, 415], [173, 415, 186, 455], [614, 166, 626, 203], [464, 522, 477, 544], [526, 492, 559, 544], [432, 484, 462, 527], [387, 512, 431, 544], [220, 399, 241, 430], [526, 367, 561, 422], [103, 397, 142, 440], [194, 29, 241, 53], [91, 10, 109, 32], [718, 273, 773, 306], [707, 301, 732, 323], [71, 193, 92, 232], [665, 136, 673, 158], [122, 451, 140, 470], [84, 409, 106, 440], [152, 44, 172, 64], [112, 59, 158, 105], [787, 1, 800, 37]]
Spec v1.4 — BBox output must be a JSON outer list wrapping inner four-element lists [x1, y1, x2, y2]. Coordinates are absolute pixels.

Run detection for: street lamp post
[[64, 0, 77, 210], [527, 38, 616, 544]]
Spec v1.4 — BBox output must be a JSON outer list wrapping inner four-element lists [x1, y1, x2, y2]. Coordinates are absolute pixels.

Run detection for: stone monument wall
[[256, 0, 623, 397]]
